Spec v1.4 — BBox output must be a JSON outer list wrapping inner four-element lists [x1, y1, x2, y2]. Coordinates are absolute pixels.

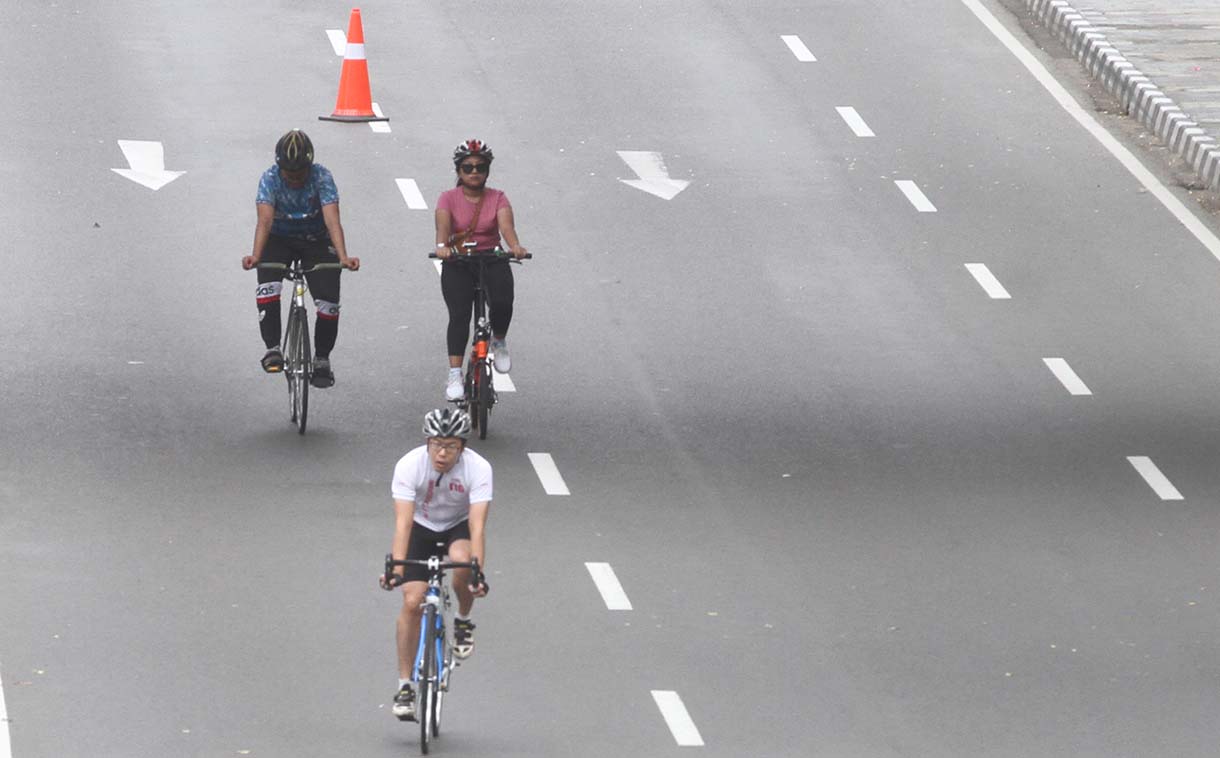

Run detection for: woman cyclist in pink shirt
[[433, 140, 528, 401]]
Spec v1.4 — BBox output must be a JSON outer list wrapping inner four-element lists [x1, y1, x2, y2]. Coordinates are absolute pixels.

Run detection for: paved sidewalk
[[1027, 0, 1220, 189]]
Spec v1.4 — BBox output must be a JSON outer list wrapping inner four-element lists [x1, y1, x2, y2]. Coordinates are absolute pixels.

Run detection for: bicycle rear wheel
[[476, 360, 492, 440], [419, 606, 436, 753]]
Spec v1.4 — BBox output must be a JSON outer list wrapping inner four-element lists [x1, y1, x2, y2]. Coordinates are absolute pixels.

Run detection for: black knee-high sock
[[258, 300, 281, 348], [315, 316, 338, 359]]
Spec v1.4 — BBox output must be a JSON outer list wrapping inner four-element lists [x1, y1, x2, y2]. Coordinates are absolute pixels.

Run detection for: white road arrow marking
[[111, 140, 185, 190], [617, 151, 690, 200]]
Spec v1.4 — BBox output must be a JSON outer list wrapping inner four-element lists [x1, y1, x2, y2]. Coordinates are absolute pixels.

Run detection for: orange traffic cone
[[319, 8, 388, 122]]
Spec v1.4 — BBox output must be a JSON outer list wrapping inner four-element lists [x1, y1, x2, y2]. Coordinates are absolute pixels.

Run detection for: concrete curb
[[1027, 0, 1220, 190]]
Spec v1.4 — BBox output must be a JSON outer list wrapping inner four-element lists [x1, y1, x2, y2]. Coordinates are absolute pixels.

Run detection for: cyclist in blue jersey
[[242, 130, 359, 388]]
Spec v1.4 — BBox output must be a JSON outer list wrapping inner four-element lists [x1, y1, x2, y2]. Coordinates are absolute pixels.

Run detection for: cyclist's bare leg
[[397, 581, 427, 678], [448, 355, 462, 369], [448, 539, 475, 616]]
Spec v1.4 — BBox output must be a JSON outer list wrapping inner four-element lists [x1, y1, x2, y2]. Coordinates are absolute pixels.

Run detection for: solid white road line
[[370, 103, 391, 133], [651, 690, 705, 747], [326, 29, 346, 56], [1043, 358, 1092, 395], [491, 372, 516, 392], [585, 562, 633, 610], [895, 180, 937, 212], [964, 263, 1012, 299], [959, 0, 1220, 262], [780, 35, 817, 62], [1, 662, 11, 758], [528, 453, 570, 495], [395, 179, 427, 209], [1127, 456, 1184, 500], [835, 106, 875, 137]]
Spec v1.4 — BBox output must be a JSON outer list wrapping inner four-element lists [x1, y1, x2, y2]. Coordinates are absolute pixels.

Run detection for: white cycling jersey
[[391, 445, 493, 532]]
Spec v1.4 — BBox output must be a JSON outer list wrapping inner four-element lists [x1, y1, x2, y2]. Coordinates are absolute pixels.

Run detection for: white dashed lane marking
[[1127, 456, 1184, 500], [895, 180, 937, 212], [1, 661, 11, 758], [370, 102, 391, 134], [326, 29, 346, 56], [780, 35, 816, 62], [651, 690, 704, 747], [964, 263, 1011, 299], [492, 372, 516, 392], [1042, 358, 1092, 396], [585, 562, 632, 610], [835, 106, 875, 137], [395, 179, 427, 209], [528, 453, 570, 496]]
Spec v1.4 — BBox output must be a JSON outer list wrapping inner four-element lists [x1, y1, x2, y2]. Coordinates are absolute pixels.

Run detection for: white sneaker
[[445, 369, 465, 401], [491, 338, 511, 374]]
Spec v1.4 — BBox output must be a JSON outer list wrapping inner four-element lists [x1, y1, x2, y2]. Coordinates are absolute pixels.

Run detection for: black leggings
[[441, 259, 514, 357], [256, 234, 341, 358]]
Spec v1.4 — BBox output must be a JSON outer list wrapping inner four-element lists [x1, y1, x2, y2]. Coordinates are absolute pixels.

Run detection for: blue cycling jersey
[[256, 164, 339, 238]]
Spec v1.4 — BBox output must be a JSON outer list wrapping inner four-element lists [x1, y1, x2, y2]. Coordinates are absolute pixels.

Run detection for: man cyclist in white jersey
[[382, 408, 491, 720]]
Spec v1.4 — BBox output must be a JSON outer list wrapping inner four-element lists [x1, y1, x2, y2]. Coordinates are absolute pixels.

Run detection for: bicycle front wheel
[[291, 308, 310, 434], [284, 308, 301, 424], [432, 620, 447, 737], [476, 360, 492, 440], [419, 606, 437, 753]]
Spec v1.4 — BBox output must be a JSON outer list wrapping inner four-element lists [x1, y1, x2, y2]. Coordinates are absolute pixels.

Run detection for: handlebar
[[429, 247, 531, 261], [382, 554, 488, 591], [256, 262, 348, 274]]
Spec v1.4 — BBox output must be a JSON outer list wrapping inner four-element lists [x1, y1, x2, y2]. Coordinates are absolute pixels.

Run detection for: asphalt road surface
[[3, 1, 1220, 756]]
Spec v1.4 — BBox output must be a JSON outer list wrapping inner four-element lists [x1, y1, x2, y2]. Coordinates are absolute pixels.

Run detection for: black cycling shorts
[[399, 520, 472, 584]]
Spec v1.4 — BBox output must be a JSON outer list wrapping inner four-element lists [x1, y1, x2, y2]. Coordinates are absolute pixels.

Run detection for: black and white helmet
[[452, 139, 494, 166], [275, 129, 314, 171], [422, 408, 471, 439]]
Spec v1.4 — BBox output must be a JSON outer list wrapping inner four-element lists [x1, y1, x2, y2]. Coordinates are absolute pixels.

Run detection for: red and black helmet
[[453, 139, 494, 166]]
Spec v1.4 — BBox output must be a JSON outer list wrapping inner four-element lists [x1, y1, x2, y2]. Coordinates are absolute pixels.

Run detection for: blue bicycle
[[383, 553, 485, 753]]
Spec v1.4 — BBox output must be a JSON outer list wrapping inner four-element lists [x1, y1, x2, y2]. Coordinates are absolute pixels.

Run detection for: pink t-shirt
[[436, 187, 511, 251]]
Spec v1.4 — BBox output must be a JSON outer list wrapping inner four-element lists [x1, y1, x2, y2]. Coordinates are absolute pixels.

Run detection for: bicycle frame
[[411, 559, 453, 688]]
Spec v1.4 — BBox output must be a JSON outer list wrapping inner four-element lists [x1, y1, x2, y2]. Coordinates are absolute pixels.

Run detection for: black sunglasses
[[459, 162, 489, 175]]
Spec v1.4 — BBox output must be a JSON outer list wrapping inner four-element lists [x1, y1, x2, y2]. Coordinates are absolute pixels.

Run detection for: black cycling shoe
[[392, 684, 416, 721], [261, 348, 284, 373], [453, 618, 476, 660], [310, 360, 334, 388]]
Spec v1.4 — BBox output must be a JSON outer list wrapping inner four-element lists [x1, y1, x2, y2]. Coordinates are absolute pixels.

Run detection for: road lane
[[4, 1, 1220, 757]]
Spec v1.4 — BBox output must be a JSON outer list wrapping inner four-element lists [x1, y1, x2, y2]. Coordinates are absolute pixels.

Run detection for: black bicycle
[[428, 246, 530, 439], [256, 261, 344, 434], [383, 553, 486, 754]]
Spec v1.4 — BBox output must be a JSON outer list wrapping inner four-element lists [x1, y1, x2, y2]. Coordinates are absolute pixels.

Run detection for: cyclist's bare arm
[[383, 498, 416, 587], [244, 202, 276, 269], [321, 203, 358, 270], [435, 208, 454, 258], [467, 501, 490, 595], [496, 206, 527, 258]]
